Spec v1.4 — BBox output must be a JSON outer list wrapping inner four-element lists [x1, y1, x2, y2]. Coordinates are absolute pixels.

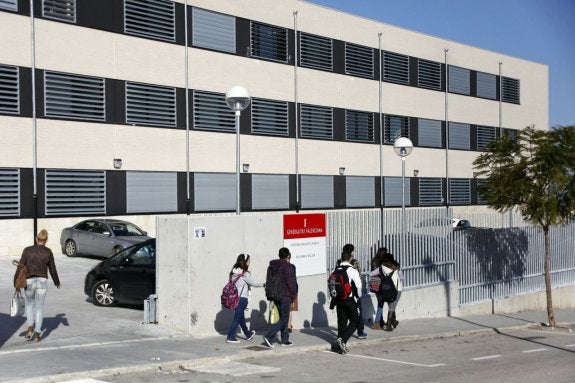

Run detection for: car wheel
[[113, 246, 124, 255], [92, 280, 117, 307], [64, 239, 77, 257]]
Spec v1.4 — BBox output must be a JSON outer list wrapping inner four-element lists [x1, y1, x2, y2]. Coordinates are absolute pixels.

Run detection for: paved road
[[2, 253, 575, 383], [96, 327, 575, 383]]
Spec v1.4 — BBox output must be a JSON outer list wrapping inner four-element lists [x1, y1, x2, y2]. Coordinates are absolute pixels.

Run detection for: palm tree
[[473, 125, 575, 327]]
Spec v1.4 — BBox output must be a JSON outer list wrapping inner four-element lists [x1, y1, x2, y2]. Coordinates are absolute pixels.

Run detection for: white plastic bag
[[10, 290, 25, 317]]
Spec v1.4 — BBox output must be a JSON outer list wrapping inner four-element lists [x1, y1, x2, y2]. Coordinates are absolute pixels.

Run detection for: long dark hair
[[230, 253, 250, 276]]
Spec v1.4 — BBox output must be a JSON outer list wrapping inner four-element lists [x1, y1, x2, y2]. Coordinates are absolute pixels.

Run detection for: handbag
[[12, 259, 28, 290], [269, 302, 279, 324], [10, 289, 25, 317]]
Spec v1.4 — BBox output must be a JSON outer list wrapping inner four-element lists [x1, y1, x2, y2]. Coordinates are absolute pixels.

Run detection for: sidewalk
[[2, 307, 574, 383]]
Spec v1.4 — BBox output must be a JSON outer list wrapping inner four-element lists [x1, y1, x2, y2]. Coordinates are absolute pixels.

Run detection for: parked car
[[60, 219, 152, 258], [84, 238, 156, 307], [452, 218, 472, 231], [410, 217, 473, 237]]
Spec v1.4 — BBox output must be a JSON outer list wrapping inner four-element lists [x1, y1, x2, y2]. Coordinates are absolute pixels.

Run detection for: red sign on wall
[[283, 213, 326, 239], [283, 213, 327, 276]]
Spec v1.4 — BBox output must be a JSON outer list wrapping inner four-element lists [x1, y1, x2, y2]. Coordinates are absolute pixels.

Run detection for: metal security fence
[[325, 208, 575, 306]]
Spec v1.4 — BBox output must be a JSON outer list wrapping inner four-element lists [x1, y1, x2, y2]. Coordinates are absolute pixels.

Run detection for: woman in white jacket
[[369, 252, 402, 331], [226, 254, 264, 343]]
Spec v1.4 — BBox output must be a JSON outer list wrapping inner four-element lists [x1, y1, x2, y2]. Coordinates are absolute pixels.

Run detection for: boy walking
[[263, 247, 298, 347], [330, 246, 362, 354]]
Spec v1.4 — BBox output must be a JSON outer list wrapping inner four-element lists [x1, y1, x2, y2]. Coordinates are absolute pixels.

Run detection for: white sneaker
[[263, 336, 274, 348], [226, 339, 240, 344]]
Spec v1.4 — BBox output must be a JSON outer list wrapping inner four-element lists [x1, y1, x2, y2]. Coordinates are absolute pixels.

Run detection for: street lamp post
[[393, 137, 413, 257], [225, 86, 251, 215]]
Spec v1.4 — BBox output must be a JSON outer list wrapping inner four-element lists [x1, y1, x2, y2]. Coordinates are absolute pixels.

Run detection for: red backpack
[[221, 272, 243, 310]]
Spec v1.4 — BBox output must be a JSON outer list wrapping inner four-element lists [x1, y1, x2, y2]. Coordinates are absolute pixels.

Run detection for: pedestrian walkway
[[1, 308, 574, 383]]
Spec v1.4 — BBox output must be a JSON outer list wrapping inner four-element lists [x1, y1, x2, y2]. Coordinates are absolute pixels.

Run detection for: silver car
[[60, 219, 152, 258]]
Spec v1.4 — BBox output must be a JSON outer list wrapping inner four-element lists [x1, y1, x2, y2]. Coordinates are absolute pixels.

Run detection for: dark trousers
[[356, 297, 364, 334], [336, 298, 358, 344], [265, 299, 291, 343]]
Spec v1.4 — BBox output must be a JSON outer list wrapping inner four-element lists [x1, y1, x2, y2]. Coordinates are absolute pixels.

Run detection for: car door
[[109, 242, 156, 303], [73, 220, 98, 255], [88, 221, 115, 257]]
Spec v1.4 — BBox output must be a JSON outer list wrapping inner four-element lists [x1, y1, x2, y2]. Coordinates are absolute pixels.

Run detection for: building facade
[[0, 0, 548, 254]]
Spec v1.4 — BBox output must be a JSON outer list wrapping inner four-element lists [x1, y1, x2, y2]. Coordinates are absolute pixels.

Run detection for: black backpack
[[380, 269, 398, 303], [328, 265, 352, 301], [265, 264, 282, 301]]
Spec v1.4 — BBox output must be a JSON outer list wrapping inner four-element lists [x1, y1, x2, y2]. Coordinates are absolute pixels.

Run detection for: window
[[43, 0, 76, 23], [194, 173, 235, 211], [501, 76, 520, 104], [127, 171, 177, 213], [126, 82, 176, 127], [448, 66, 470, 95], [300, 105, 333, 139], [418, 59, 441, 90], [299, 32, 332, 71], [192, 8, 236, 53], [384, 115, 409, 144], [44, 71, 105, 121], [124, 0, 175, 42], [502, 128, 518, 141], [251, 98, 289, 136], [252, 174, 289, 210], [449, 179, 471, 205], [346, 176, 375, 207], [193, 90, 235, 132], [345, 110, 374, 142], [476, 178, 488, 205], [476, 71, 496, 100], [45, 170, 106, 215], [345, 43, 373, 78], [418, 118, 442, 148], [0, 168, 19, 217], [384, 177, 410, 207], [0, 64, 19, 115], [250, 21, 287, 62], [301, 175, 333, 208], [419, 178, 443, 206], [383, 51, 409, 84], [0, 0, 17, 11], [448, 122, 470, 150], [477, 125, 497, 151]]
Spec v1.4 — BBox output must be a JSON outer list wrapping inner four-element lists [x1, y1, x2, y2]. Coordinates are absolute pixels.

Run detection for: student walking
[[14, 229, 61, 343], [263, 247, 298, 347], [369, 252, 402, 331], [226, 254, 264, 343], [330, 247, 362, 354], [370, 247, 388, 329], [344, 244, 367, 339]]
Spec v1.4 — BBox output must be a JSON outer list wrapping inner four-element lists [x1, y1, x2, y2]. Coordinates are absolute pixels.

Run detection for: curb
[[2, 322, 548, 383]]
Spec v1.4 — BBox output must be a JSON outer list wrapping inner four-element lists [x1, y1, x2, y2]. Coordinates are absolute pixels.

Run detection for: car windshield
[[110, 222, 145, 236], [107, 240, 155, 266]]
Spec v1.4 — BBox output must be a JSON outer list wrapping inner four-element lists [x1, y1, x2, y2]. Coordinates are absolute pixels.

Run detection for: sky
[[307, 0, 575, 129]]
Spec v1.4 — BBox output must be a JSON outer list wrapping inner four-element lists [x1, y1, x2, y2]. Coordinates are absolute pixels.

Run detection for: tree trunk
[[543, 226, 555, 327]]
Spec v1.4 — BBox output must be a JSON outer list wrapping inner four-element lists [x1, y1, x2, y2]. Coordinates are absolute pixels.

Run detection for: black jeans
[[336, 298, 358, 344]]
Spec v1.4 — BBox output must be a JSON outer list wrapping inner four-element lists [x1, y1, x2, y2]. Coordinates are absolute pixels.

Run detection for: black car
[[84, 239, 156, 307]]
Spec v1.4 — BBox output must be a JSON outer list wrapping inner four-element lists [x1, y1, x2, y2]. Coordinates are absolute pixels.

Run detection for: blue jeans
[[226, 297, 250, 341], [265, 300, 291, 343], [24, 277, 48, 333]]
